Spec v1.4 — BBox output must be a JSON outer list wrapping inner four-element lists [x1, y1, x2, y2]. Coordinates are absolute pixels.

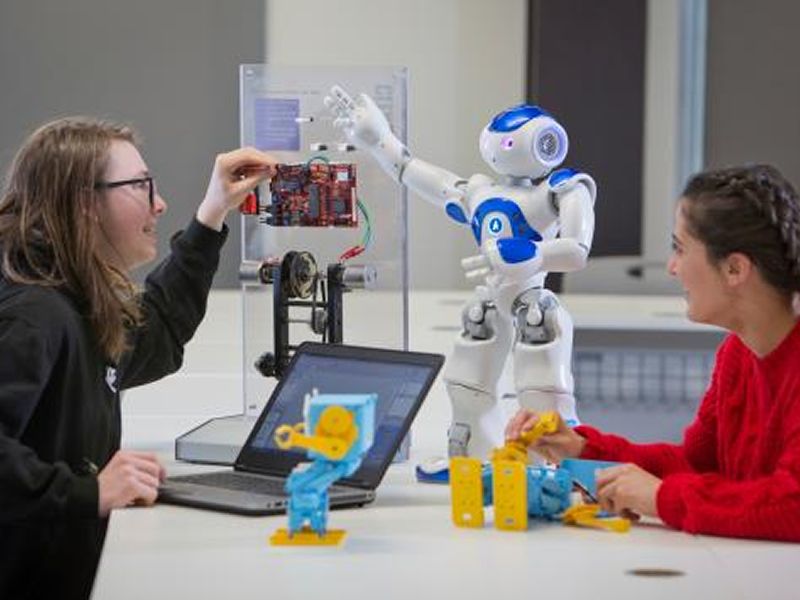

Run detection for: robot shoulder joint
[[547, 168, 597, 210]]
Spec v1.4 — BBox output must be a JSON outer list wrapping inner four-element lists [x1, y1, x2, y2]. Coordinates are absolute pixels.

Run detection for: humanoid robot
[[270, 392, 376, 546], [325, 86, 596, 461]]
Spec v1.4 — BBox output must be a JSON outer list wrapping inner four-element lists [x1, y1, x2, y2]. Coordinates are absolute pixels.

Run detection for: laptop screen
[[236, 343, 443, 488]]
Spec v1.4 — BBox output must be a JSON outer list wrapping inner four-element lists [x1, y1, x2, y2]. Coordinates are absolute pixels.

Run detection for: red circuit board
[[267, 162, 357, 227]]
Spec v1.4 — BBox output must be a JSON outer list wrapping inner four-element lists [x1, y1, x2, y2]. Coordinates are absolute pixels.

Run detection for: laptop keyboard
[[175, 472, 288, 496]]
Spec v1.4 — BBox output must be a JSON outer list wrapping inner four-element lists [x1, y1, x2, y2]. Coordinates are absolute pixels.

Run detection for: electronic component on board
[[264, 161, 357, 228]]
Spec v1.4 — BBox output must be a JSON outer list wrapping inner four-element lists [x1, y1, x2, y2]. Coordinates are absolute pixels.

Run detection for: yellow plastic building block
[[519, 411, 559, 445], [270, 526, 348, 546], [450, 457, 485, 528], [273, 405, 357, 460], [562, 504, 630, 533], [492, 460, 528, 531], [490, 411, 559, 464]]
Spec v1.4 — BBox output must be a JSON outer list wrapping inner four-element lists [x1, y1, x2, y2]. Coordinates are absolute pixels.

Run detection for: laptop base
[[175, 414, 257, 465]]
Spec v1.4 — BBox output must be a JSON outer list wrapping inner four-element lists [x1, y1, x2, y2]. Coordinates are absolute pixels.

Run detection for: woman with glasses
[[505, 164, 800, 542], [0, 116, 275, 598]]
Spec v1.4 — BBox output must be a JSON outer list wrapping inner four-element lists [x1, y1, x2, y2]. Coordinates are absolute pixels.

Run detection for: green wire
[[357, 197, 372, 248], [305, 154, 330, 167]]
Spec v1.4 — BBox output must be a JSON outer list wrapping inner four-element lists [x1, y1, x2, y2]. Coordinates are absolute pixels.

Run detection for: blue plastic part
[[283, 393, 377, 536], [445, 201, 469, 224], [526, 467, 573, 519], [470, 198, 542, 244], [560, 458, 621, 498], [496, 238, 537, 264], [548, 167, 579, 188], [481, 463, 572, 519], [487, 104, 550, 133]]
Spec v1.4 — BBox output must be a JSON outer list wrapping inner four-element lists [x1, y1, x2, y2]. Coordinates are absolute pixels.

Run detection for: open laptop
[[158, 342, 444, 515]]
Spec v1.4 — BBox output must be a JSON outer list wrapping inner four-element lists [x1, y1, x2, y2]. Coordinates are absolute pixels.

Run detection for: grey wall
[[705, 0, 800, 185], [0, 0, 264, 286], [529, 0, 647, 259]]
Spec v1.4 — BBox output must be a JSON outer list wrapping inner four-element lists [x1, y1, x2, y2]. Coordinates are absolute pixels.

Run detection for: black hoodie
[[0, 219, 226, 599]]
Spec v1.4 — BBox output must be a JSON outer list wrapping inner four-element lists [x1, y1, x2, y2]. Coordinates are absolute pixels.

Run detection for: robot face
[[479, 104, 569, 178]]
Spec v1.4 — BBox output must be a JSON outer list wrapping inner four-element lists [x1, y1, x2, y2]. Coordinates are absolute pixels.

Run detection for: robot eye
[[501, 136, 514, 150]]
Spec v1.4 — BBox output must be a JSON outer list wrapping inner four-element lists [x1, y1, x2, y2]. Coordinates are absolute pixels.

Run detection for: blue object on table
[[560, 458, 621, 498]]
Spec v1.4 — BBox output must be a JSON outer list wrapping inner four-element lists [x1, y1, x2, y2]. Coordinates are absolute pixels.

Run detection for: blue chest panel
[[471, 197, 542, 245]]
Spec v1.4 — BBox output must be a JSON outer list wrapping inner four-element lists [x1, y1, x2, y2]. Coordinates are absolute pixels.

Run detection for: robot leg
[[443, 297, 514, 459], [512, 289, 579, 426]]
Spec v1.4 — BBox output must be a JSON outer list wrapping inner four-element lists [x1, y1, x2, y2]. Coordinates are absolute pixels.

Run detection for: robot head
[[479, 104, 568, 179]]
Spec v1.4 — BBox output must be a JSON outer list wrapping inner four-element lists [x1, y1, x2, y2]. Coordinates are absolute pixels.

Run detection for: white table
[[92, 454, 798, 600], [92, 291, 794, 600]]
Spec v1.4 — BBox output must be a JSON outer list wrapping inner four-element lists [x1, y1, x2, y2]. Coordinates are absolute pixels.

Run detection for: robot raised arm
[[325, 85, 467, 209]]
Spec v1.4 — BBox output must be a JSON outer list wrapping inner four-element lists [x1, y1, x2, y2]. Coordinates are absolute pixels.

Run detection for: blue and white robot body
[[325, 85, 597, 459], [456, 180, 560, 288], [466, 179, 558, 247], [478, 104, 569, 180]]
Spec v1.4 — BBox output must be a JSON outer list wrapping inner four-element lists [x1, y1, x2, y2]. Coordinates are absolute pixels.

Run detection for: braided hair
[[681, 164, 800, 294]]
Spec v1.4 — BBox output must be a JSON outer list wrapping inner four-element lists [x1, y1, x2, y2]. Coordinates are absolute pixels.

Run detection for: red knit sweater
[[575, 319, 800, 541]]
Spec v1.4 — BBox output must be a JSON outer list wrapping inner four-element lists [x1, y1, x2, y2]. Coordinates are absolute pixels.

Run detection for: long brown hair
[[681, 164, 800, 295], [0, 117, 142, 361]]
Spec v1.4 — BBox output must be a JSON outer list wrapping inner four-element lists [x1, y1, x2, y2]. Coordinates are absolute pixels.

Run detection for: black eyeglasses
[[95, 176, 155, 209]]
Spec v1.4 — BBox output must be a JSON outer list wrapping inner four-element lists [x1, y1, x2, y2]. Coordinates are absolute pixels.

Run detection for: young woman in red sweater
[[506, 164, 800, 541]]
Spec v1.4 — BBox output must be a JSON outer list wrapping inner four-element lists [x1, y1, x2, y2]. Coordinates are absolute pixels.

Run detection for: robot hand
[[324, 85, 409, 181], [324, 85, 395, 151], [461, 238, 543, 284]]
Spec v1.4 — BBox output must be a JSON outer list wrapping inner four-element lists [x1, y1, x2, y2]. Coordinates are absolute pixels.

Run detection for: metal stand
[[175, 252, 375, 465]]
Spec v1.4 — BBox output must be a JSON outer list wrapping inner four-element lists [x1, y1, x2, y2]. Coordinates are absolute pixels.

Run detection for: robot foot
[[415, 457, 451, 484]]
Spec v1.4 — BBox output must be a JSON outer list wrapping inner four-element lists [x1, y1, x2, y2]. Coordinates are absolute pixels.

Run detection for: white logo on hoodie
[[105, 366, 118, 393]]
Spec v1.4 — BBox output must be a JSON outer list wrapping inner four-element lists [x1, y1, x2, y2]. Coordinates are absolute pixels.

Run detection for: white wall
[[264, 0, 528, 290]]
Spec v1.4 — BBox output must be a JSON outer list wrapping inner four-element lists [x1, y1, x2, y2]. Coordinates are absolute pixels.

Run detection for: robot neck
[[501, 175, 535, 188]]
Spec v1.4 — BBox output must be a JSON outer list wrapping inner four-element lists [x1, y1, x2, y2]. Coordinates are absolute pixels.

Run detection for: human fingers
[[130, 479, 159, 507], [595, 464, 629, 488], [597, 477, 620, 514], [506, 409, 542, 441], [120, 452, 164, 481], [505, 410, 532, 440], [113, 454, 161, 492], [520, 412, 544, 434], [131, 467, 161, 494], [212, 147, 275, 183]]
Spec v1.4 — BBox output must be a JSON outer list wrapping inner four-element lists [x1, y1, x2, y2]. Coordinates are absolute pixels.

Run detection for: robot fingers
[[461, 254, 491, 281], [333, 116, 354, 131], [327, 84, 357, 113], [465, 267, 492, 281], [461, 254, 489, 271]]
